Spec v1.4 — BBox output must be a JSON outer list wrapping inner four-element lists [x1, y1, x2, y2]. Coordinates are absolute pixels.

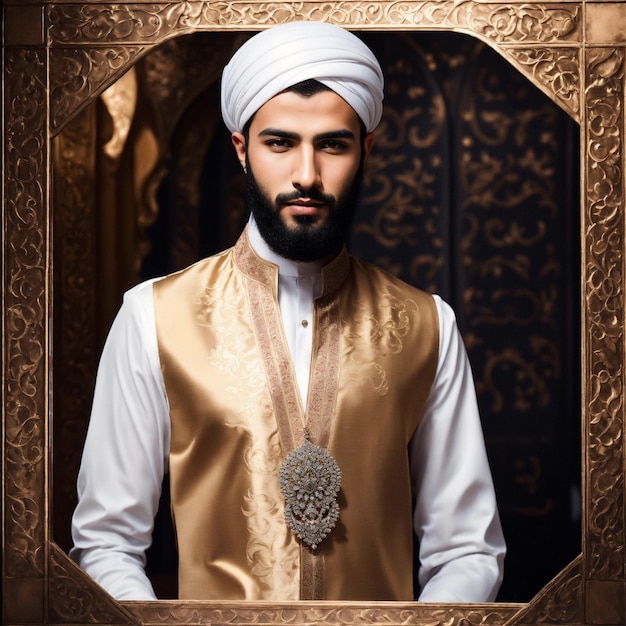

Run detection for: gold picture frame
[[2, 1, 625, 624]]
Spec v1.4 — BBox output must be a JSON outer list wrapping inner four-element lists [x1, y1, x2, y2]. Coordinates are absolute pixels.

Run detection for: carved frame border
[[2, 1, 625, 624]]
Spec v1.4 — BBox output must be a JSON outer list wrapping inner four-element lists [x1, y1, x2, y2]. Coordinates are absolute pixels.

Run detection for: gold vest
[[153, 229, 439, 601]]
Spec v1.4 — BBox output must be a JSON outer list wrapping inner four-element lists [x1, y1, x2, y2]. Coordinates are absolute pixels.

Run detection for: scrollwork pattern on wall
[[353, 33, 448, 293]]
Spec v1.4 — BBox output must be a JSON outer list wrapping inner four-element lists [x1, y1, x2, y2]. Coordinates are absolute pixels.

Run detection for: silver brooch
[[279, 434, 341, 550]]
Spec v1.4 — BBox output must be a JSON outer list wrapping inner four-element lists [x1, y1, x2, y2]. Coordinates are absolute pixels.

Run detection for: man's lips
[[283, 200, 325, 215]]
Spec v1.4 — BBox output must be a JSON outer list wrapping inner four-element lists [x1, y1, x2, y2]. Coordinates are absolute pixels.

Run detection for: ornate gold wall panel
[[2, 1, 626, 625]]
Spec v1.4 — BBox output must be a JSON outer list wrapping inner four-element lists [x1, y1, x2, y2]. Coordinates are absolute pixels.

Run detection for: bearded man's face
[[231, 89, 373, 262]]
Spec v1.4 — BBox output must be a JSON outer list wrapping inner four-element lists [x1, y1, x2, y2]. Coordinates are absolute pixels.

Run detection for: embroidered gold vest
[[153, 230, 439, 601]]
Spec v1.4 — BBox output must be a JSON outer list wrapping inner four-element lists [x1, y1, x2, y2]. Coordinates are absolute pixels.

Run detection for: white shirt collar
[[247, 215, 324, 278]]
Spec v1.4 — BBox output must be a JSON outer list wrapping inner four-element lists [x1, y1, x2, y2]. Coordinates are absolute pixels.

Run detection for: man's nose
[[292, 146, 321, 191]]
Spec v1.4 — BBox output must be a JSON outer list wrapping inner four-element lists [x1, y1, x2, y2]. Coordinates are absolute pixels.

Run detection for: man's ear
[[363, 132, 375, 162], [231, 132, 247, 170]]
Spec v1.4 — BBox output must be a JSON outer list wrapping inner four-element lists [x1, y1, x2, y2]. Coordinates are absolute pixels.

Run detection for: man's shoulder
[[153, 247, 234, 290], [349, 255, 434, 302]]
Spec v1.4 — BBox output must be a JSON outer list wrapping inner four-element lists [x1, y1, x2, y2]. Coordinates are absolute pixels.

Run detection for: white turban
[[221, 21, 384, 133]]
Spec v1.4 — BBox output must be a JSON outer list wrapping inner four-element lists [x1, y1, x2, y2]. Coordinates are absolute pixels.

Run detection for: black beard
[[245, 158, 363, 263]]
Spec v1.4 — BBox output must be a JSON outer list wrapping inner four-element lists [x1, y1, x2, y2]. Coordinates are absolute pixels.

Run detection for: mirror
[[3, 2, 626, 624], [51, 28, 581, 604]]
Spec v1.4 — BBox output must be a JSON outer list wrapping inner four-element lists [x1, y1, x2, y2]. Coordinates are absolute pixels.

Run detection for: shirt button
[[301, 320, 309, 328]]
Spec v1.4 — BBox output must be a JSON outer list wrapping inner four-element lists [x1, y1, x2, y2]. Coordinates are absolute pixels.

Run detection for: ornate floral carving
[[47, 3, 581, 137], [47, 2, 580, 45], [2, 1, 626, 625], [50, 46, 144, 133], [4, 48, 47, 579], [45, 1, 582, 48], [127, 601, 521, 625], [470, 4, 579, 43], [505, 47, 580, 119], [584, 47, 625, 582], [509, 557, 583, 624], [49, 544, 139, 624]]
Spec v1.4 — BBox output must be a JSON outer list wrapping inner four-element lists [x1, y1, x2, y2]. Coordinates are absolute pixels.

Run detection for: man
[[71, 21, 505, 602]]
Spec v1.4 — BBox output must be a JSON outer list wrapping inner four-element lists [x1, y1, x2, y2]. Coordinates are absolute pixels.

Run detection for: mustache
[[275, 188, 335, 206]]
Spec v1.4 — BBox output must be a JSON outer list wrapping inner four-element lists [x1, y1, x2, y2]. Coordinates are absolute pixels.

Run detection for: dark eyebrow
[[314, 129, 356, 141], [258, 129, 300, 140], [257, 128, 356, 141]]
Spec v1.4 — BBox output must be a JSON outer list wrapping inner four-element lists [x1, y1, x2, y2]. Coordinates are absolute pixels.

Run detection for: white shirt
[[70, 218, 505, 602]]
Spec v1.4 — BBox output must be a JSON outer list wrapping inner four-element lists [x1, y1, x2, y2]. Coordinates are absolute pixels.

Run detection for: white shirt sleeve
[[70, 280, 169, 601], [410, 295, 506, 602]]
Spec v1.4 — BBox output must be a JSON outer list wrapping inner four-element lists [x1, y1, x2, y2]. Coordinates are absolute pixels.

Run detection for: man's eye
[[321, 140, 348, 153], [265, 139, 291, 150]]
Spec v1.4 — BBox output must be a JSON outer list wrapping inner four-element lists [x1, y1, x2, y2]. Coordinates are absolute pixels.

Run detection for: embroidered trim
[[237, 231, 343, 599]]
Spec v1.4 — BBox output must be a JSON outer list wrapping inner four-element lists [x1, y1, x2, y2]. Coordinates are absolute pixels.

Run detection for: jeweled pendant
[[279, 436, 341, 550]]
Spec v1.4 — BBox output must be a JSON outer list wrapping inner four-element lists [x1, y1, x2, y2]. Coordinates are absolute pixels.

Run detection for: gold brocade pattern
[[343, 292, 419, 396], [196, 280, 294, 596], [155, 251, 300, 601]]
